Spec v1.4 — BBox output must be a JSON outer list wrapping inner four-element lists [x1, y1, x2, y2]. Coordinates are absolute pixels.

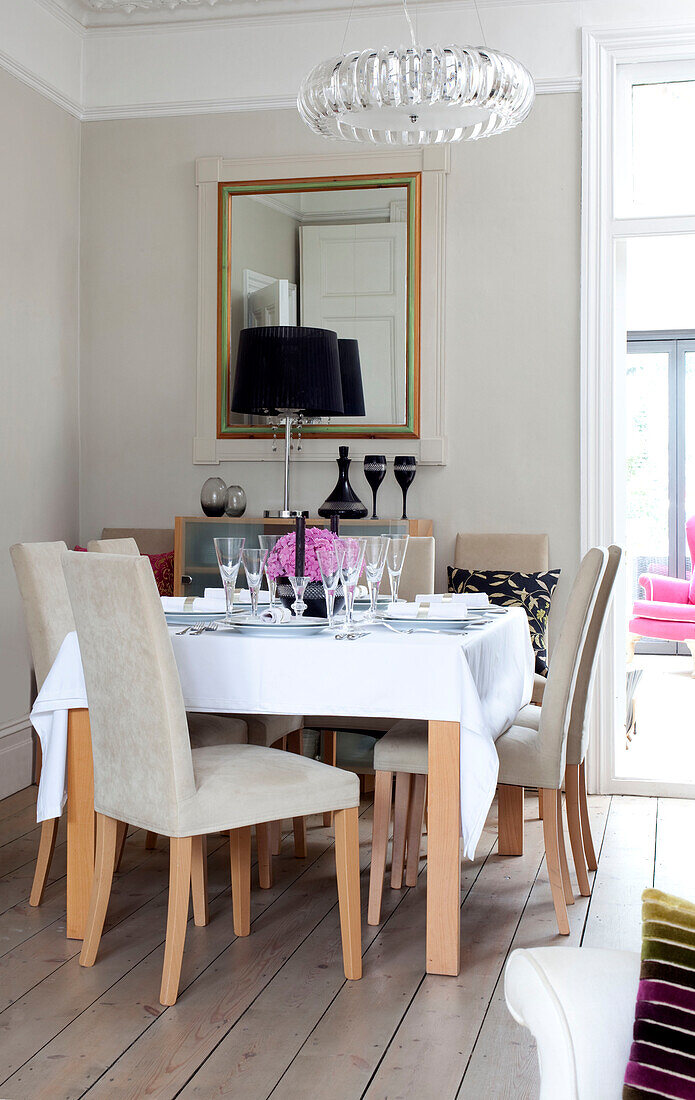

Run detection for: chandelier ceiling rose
[[297, 43, 535, 146]]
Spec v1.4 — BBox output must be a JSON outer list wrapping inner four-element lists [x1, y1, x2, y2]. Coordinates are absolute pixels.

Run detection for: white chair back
[[10, 541, 75, 689], [87, 538, 140, 555], [398, 536, 435, 601]]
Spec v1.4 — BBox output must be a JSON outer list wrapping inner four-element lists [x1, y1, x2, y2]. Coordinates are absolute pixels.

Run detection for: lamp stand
[[262, 414, 311, 519]]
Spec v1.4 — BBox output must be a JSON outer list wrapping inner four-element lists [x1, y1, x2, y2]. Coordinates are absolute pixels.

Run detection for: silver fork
[[190, 621, 208, 635]]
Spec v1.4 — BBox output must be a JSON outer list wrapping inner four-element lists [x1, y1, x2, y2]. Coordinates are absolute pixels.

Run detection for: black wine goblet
[[394, 456, 417, 520], [363, 454, 387, 519]]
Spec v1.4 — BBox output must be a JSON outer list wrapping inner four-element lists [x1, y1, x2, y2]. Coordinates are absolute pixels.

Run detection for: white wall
[[79, 92, 580, 611], [0, 68, 81, 795]]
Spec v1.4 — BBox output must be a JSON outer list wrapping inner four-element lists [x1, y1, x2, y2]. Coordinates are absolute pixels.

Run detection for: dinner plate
[[226, 615, 330, 637], [379, 613, 491, 630]]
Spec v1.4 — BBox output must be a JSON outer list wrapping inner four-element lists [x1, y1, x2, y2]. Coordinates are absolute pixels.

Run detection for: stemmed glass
[[363, 535, 389, 620], [316, 543, 342, 627], [394, 456, 417, 520], [381, 533, 409, 604], [289, 576, 308, 618], [241, 548, 268, 619], [258, 534, 280, 607], [338, 537, 367, 630], [213, 537, 245, 623]]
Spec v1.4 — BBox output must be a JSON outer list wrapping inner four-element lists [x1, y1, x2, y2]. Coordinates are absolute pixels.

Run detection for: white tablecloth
[[30, 610, 534, 859]]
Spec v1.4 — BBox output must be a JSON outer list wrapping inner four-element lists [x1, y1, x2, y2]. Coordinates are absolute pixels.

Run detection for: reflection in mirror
[[218, 175, 419, 439]]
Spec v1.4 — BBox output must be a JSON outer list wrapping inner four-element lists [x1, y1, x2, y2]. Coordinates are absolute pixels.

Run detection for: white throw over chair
[[367, 547, 608, 934], [63, 551, 362, 1006], [88, 535, 305, 870]]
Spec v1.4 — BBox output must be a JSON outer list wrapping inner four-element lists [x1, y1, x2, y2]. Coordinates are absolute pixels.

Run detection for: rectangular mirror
[[217, 172, 421, 439]]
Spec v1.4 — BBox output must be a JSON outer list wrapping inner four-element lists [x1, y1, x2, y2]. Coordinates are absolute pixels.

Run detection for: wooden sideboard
[[174, 516, 433, 597]]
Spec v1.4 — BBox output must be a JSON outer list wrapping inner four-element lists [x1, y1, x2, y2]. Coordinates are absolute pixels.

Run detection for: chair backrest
[[687, 517, 695, 603], [536, 547, 608, 787], [398, 536, 435, 601], [454, 533, 549, 572], [566, 545, 622, 767], [62, 551, 196, 833], [10, 541, 75, 690], [101, 528, 174, 556], [88, 538, 140, 556]]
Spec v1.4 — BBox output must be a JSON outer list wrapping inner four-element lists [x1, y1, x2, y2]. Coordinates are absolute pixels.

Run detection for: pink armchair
[[629, 515, 695, 675]]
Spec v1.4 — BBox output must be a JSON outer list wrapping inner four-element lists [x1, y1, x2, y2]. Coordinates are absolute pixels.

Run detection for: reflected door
[[627, 333, 695, 652]]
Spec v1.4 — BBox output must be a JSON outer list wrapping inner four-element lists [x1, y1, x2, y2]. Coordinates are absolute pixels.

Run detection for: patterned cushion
[[148, 551, 174, 597], [623, 888, 695, 1100], [447, 566, 560, 675]]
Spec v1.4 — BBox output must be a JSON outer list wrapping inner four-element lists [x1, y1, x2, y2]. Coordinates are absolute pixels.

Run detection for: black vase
[[276, 578, 345, 618], [318, 446, 368, 520], [364, 454, 387, 519], [394, 456, 417, 520]]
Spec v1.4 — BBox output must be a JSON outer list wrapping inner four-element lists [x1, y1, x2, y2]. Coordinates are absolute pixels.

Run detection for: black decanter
[[318, 446, 368, 520]]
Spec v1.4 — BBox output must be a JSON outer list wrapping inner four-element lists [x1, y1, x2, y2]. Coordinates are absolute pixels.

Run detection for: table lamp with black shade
[[231, 326, 344, 517]]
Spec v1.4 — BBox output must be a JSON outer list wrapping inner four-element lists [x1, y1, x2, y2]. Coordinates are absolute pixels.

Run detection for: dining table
[[30, 606, 534, 977]]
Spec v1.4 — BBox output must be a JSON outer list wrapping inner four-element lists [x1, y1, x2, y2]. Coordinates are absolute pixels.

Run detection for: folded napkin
[[161, 596, 224, 613], [354, 585, 369, 600], [259, 606, 292, 624], [203, 587, 270, 605], [415, 593, 489, 609], [387, 601, 472, 620]]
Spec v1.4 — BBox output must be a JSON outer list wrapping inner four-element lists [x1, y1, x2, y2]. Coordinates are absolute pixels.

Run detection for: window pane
[[625, 351, 670, 611], [632, 81, 695, 215], [686, 352, 695, 580]]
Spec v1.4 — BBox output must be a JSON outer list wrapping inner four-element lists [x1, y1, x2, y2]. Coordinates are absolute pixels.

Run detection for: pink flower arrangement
[[266, 528, 340, 583]]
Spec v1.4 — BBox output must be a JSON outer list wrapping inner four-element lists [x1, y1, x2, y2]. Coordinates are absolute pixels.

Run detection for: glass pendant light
[[297, 0, 535, 146]]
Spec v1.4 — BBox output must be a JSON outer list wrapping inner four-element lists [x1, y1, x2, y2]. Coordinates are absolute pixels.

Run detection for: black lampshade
[[231, 326, 344, 417], [338, 339, 366, 417]]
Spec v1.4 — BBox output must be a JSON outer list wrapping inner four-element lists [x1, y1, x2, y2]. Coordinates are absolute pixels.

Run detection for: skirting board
[[0, 716, 34, 800]]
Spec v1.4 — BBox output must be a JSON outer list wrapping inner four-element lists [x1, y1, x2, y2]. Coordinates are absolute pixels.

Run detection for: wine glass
[[289, 575, 308, 618], [394, 456, 417, 520], [258, 534, 280, 607], [316, 543, 342, 627], [213, 537, 245, 622], [364, 455, 387, 519], [338, 537, 367, 630], [241, 548, 268, 619], [362, 535, 389, 620], [381, 533, 409, 604]]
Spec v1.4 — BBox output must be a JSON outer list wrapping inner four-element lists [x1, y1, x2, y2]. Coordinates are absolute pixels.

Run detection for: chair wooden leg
[[322, 730, 337, 827], [390, 772, 410, 889], [287, 728, 307, 858], [269, 820, 282, 856], [498, 784, 524, 855], [579, 760, 597, 872], [556, 791, 574, 906], [334, 806, 362, 980], [79, 813, 119, 967], [29, 818, 58, 907], [541, 789, 570, 935], [256, 822, 272, 889], [160, 835, 193, 1006], [229, 826, 251, 937], [368, 770, 393, 926], [145, 832, 158, 850], [114, 820, 128, 873], [405, 775, 427, 887], [190, 834, 209, 926], [564, 764, 591, 896], [538, 789, 544, 820]]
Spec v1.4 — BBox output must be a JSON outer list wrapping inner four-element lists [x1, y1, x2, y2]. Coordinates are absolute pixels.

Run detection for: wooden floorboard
[[0, 786, 687, 1100]]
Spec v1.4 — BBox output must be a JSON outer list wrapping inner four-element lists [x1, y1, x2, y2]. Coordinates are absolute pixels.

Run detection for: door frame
[[582, 27, 695, 798]]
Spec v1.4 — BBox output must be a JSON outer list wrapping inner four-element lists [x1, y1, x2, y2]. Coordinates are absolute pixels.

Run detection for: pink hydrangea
[[266, 527, 340, 583]]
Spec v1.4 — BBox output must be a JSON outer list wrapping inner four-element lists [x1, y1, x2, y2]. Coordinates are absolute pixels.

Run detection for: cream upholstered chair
[[306, 535, 435, 824], [10, 541, 248, 895], [505, 947, 640, 1099], [454, 532, 550, 705], [495, 546, 607, 933], [514, 545, 622, 895], [367, 548, 608, 933], [63, 551, 362, 1006], [88, 536, 304, 867], [99, 527, 174, 555], [10, 541, 74, 906]]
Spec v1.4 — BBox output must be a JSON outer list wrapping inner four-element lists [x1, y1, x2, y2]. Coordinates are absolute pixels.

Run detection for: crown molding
[[0, 45, 83, 118]]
